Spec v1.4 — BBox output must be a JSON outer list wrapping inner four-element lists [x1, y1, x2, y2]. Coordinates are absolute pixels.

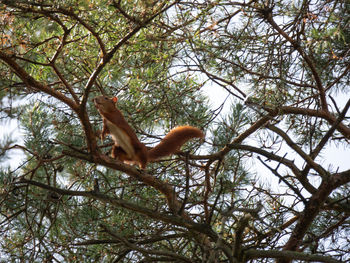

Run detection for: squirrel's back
[[148, 126, 204, 161]]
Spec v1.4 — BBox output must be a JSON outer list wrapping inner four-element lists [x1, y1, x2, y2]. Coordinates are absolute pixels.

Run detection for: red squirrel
[[93, 96, 204, 168]]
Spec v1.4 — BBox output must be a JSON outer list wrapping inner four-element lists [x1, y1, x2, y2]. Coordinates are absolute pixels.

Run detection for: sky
[[0, 81, 349, 175], [204, 84, 350, 172]]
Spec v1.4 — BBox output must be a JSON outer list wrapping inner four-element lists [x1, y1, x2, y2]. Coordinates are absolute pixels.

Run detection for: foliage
[[0, 0, 349, 262]]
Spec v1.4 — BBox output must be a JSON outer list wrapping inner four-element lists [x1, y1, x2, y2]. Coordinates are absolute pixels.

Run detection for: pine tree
[[1, 0, 349, 262]]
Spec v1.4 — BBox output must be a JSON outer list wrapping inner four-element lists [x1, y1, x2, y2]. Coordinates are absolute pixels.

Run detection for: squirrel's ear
[[112, 97, 118, 103]]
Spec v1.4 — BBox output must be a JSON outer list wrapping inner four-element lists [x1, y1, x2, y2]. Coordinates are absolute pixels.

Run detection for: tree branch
[[245, 249, 342, 263], [268, 106, 350, 139], [0, 51, 79, 112], [17, 177, 218, 241], [263, 9, 328, 112]]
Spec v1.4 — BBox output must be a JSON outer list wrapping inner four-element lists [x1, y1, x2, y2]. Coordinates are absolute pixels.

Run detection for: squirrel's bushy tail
[[148, 126, 204, 161]]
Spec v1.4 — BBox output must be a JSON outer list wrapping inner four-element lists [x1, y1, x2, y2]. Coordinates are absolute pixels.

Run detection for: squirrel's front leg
[[111, 145, 129, 162], [112, 145, 147, 169], [101, 119, 110, 141]]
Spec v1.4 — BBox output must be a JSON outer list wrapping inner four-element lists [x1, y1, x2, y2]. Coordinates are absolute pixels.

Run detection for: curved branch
[[0, 51, 78, 112], [0, 51, 98, 155], [271, 106, 350, 139]]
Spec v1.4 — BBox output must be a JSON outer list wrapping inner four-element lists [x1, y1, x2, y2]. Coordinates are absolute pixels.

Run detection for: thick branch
[[0, 51, 78, 112], [270, 106, 350, 139], [279, 173, 346, 260], [0, 53, 97, 155], [61, 150, 235, 257], [208, 114, 274, 160]]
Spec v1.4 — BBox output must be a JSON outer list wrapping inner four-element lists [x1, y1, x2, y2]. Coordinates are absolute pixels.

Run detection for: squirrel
[[93, 96, 204, 168]]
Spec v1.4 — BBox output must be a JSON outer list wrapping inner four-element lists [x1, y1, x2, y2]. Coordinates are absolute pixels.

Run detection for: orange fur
[[148, 126, 204, 161], [94, 96, 204, 168]]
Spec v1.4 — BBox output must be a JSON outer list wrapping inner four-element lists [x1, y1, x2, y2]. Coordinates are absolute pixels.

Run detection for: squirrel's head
[[93, 96, 118, 113]]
